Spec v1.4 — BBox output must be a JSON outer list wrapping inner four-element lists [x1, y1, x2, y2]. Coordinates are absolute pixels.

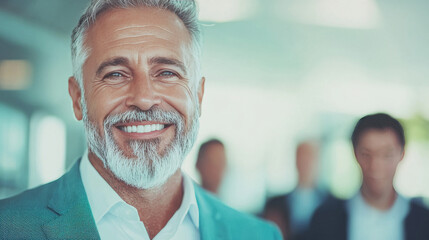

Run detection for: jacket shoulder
[[0, 179, 59, 210], [0, 179, 62, 238], [307, 197, 348, 240], [265, 194, 288, 208], [405, 201, 429, 240], [196, 186, 282, 240], [408, 201, 429, 220], [314, 196, 346, 215]]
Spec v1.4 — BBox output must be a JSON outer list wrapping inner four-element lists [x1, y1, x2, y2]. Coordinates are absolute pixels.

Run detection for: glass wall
[[0, 103, 28, 199], [28, 112, 66, 189]]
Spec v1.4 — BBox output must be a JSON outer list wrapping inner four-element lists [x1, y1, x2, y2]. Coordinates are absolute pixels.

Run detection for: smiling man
[[308, 113, 429, 240], [0, 1, 281, 239]]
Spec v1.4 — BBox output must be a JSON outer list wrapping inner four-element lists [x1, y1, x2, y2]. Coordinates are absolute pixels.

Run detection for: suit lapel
[[42, 159, 100, 239], [194, 184, 229, 240]]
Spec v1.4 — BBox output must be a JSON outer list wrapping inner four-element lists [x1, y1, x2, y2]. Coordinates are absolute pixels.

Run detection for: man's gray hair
[[71, 0, 202, 91]]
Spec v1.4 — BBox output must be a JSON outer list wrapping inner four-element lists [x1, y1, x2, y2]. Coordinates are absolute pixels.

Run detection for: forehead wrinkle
[[114, 25, 174, 34], [100, 41, 183, 59], [107, 35, 171, 45], [100, 32, 175, 48]]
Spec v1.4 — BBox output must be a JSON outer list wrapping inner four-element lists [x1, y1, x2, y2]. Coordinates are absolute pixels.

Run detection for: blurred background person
[[263, 140, 328, 240], [196, 139, 227, 195], [308, 113, 429, 240]]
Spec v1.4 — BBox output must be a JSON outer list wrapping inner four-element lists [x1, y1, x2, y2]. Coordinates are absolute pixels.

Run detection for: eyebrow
[[96, 57, 130, 77], [148, 56, 187, 75]]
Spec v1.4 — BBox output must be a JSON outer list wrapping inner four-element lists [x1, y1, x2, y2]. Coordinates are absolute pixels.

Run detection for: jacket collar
[[42, 159, 100, 239]]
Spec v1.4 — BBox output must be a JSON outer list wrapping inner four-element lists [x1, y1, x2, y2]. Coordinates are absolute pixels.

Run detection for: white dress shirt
[[80, 151, 200, 240], [347, 192, 409, 240]]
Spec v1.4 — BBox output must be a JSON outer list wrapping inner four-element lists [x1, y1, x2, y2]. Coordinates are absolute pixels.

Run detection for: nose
[[367, 157, 383, 176], [125, 73, 161, 111]]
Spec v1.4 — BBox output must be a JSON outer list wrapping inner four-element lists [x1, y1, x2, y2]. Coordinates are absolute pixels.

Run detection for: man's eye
[[158, 71, 177, 78], [105, 72, 123, 78], [101, 72, 131, 85]]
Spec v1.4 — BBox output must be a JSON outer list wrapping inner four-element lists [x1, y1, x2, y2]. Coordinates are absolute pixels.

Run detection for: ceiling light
[[0, 60, 32, 90]]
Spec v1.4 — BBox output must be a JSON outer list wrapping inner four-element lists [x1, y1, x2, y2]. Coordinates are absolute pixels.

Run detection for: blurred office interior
[[1, 0, 429, 213]]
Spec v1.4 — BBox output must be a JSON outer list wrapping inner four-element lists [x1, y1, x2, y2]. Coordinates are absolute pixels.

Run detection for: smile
[[117, 124, 165, 133]]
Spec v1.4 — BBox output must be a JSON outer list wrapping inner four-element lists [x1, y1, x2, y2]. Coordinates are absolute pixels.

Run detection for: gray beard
[[82, 106, 199, 189]]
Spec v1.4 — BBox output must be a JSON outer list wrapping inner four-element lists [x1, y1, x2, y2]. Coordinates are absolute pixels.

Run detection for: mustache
[[103, 107, 183, 129]]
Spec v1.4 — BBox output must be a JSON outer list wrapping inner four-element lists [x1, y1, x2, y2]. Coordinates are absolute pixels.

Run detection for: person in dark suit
[[308, 113, 429, 240], [264, 140, 328, 240], [0, 1, 281, 239]]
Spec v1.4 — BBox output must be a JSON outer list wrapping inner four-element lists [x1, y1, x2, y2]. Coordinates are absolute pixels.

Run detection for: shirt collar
[[181, 171, 200, 228], [79, 150, 199, 228], [348, 191, 410, 217], [80, 150, 124, 223]]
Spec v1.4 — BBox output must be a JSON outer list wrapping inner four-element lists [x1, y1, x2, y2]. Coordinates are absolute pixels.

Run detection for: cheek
[[155, 82, 196, 118], [85, 84, 129, 124], [387, 161, 400, 175]]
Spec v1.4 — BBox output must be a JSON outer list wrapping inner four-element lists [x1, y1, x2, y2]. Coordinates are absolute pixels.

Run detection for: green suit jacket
[[0, 159, 281, 240]]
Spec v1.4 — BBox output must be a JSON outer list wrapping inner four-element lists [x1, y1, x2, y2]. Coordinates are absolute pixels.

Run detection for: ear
[[353, 148, 359, 161], [197, 77, 205, 117], [400, 149, 405, 161], [68, 76, 83, 121]]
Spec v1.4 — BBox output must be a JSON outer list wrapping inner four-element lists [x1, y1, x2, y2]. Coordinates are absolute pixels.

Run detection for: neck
[[297, 178, 316, 189], [360, 183, 397, 210], [200, 180, 219, 194], [88, 151, 184, 239]]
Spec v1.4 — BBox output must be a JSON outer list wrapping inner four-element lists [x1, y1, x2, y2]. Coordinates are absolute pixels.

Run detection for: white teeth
[[137, 125, 144, 133], [122, 124, 165, 133]]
